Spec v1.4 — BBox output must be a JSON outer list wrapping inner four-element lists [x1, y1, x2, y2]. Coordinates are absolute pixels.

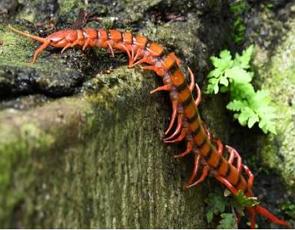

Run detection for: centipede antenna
[[8, 25, 47, 43]]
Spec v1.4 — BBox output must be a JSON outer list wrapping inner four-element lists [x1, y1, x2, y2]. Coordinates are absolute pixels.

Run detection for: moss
[[253, 18, 295, 190], [0, 121, 56, 226], [0, 65, 208, 227], [58, 0, 85, 16], [0, 25, 34, 66], [0, 0, 234, 227]]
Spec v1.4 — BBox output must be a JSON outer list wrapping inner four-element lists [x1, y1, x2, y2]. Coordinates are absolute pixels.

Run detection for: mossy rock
[[0, 0, 232, 228], [253, 15, 295, 191]]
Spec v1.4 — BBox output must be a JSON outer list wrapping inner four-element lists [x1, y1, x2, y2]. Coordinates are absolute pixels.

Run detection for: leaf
[[217, 213, 238, 229], [208, 68, 223, 79], [237, 107, 255, 126], [210, 50, 233, 72], [234, 191, 260, 208], [247, 114, 259, 128], [235, 45, 254, 69], [220, 50, 232, 62], [226, 100, 247, 112], [225, 67, 253, 84], [219, 76, 229, 86], [206, 78, 219, 94], [258, 118, 277, 134], [230, 83, 255, 101], [207, 211, 214, 223], [205, 192, 227, 222], [206, 46, 277, 134]]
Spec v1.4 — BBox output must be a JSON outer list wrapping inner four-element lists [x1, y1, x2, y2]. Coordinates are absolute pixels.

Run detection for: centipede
[[8, 24, 290, 229]]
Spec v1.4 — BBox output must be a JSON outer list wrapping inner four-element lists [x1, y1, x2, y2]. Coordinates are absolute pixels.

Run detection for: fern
[[206, 46, 277, 134], [230, 0, 249, 44], [217, 213, 238, 229], [205, 192, 226, 223]]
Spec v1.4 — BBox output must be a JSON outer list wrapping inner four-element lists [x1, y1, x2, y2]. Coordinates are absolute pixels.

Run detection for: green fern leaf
[[217, 213, 238, 229]]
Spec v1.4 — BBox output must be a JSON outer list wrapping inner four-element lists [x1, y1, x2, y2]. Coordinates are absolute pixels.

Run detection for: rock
[[0, 67, 207, 228], [0, 0, 231, 228], [253, 15, 295, 191], [0, 0, 18, 20]]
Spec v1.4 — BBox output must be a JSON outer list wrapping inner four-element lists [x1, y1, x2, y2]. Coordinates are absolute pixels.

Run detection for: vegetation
[[206, 46, 277, 134], [281, 202, 295, 219], [229, 0, 249, 44], [205, 188, 259, 229], [205, 191, 237, 229]]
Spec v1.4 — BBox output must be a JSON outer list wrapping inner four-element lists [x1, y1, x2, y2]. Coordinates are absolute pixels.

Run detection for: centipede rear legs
[[184, 140, 223, 189], [185, 154, 209, 189], [184, 129, 223, 189]]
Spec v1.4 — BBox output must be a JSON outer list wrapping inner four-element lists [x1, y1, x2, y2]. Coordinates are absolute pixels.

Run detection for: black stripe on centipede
[[176, 80, 187, 92], [225, 163, 231, 178], [234, 175, 242, 187], [191, 126, 201, 137], [182, 95, 193, 108], [204, 146, 213, 161], [187, 112, 198, 123], [214, 155, 223, 170], [197, 136, 207, 149], [167, 61, 179, 75]]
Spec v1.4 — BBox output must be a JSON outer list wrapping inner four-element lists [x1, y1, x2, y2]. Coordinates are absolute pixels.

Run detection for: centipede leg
[[164, 99, 178, 135], [128, 46, 136, 66], [164, 113, 183, 140], [247, 207, 256, 229], [186, 162, 209, 189], [107, 41, 115, 57], [174, 140, 193, 158], [187, 68, 202, 107], [188, 67, 195, 92], [132, 48, 143, 64], [150, 84, 171, 94], [202, 122, 212, 141], [214, 138, 224, 156], [254, 205, 290, 227], [185, 153, 200, 186], [164, 128, 187, 143], [215, 175, 238, 195], [119, 44, 132, 61], [226, 145, 242, 173], [141, 65, 165, 76], [194, 83, 201, 107], [130, 56, 148, 67], [61, 43, 73, 53], [243, 165, 254, 192], [82, 38, 90, 50], [31, 40, 51, 63]]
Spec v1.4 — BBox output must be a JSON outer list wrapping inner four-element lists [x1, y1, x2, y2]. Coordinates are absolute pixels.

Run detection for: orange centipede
[[8, 24, 289, 229]]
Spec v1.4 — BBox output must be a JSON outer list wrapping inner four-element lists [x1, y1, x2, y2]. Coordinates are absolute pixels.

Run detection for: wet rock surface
[[0, 64, 84, 97]]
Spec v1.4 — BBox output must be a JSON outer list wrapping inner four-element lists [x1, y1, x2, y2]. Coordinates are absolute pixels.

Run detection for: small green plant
[[217, 213, 237, 229], [205, 191, 237, 228], [230, 0, 249, 44], [205, 189, 259, 228], [281, 202, 295, 219], [206, 192, 227, 223], [206, 45, 277, 134]]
